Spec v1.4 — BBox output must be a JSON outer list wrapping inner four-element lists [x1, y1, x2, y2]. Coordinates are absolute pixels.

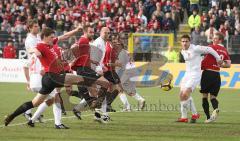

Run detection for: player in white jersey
[[177, 35, 222, 123], [115, 42, 145, 111], [23, 19, 43, 120], [91, 27, 111, 123]]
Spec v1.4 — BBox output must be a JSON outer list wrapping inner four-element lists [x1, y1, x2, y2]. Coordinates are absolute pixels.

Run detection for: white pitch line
[[1, 110, 240, 128], [0, 113, 97, 128]]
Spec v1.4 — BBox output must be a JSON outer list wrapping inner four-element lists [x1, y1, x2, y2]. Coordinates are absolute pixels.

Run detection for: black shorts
[[76, 66, 100, 86], [103, 70, 120, 84], [200, 70, 221, 96], [39, 72, 65, 95]]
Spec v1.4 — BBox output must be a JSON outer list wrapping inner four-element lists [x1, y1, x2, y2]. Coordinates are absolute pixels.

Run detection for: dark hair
[[40, 27, 55, 39], [82, 24, 91, 33], [181, 34, 190, 41], [27, 19, 38, 29], [215, 32, 224, 41]]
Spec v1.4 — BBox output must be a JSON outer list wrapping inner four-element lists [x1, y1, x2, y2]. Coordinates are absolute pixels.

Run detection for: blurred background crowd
[[0, 0, 239, 62]]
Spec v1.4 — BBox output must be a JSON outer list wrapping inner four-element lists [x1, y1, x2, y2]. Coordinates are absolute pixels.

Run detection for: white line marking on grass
[[0, 111, 121, 128], [1, 110, 240, 128], [0, 113, 93, 128]]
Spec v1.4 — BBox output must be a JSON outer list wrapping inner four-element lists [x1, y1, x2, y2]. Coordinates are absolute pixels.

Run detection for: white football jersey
[[25, 33, 42, 75], [181, 44, 221, 77]]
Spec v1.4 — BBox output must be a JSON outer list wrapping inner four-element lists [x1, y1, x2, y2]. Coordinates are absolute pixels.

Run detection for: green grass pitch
[[0, 83, 240, 141]]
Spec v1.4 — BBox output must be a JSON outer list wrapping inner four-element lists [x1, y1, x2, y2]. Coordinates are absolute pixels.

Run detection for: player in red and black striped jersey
[[70, 25, 112, 120], [4, 27, 110, 127], [102, 36, 123, 112], [200, 32, 231, 123]]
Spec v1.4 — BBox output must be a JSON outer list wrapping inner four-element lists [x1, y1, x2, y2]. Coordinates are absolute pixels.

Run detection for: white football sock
[[74, 99, 88, 111], [31, 102, 48, 122], [119, 93, 130, 110], [132, 93, 144, 101], [53, 103, 62, 125], [100, 96, 108, 116], [180, 100, 188, 118], [25, 109, 32, 115], [189, 96, 197, 115]]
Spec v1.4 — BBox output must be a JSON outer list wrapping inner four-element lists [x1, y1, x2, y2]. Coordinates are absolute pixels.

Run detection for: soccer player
[[177, 34, 222, 123], [115, 41, 145, 111], [200, 32, 231, 123], [71, 25, 110, 120], [27, 25, 94, 129], [90, 27, 118, 123], [4, 27, 109, 127], [23, 19, 43, 120]]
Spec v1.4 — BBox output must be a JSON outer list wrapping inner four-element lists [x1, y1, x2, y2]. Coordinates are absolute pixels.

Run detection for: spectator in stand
[[171, 6, 181, 31], [152, 2, 164, 23], [188, 9, 201, 32], [162, 12, 175, 32], [163, 0, 172, 13], [221, 0, 233, 11], [205, 20, 218, 43], [3, 41, 16, 59], [138, 10, 148, 27], [191, 26, 201, 45], [189, 0, 199, 12], [200, 19, 209, 32]]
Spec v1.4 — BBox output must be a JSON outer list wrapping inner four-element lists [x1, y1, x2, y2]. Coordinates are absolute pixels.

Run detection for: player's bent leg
[[64, 74, 84, 86], [94, 76, 110, 89], [5, 93, 48, 126]]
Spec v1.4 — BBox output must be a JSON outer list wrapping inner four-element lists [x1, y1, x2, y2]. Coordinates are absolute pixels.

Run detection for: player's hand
[[71, 43, 78, 49], [217, 59, 223, 66], [26, 82, 30, 91], [40, 70, 45, 76]]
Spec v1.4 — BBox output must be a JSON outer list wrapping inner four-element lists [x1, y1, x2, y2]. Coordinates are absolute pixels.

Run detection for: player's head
[[83, 25, 94, 40], [100, 27, 110, 41], [27, 19, 39, 35], [181, 34, 190, 49], [40, 27, 55, 45], [213, 32, 224, 45]]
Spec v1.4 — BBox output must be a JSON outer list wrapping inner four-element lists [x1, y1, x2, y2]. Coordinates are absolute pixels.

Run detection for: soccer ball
[[160, 82, 173, 91]]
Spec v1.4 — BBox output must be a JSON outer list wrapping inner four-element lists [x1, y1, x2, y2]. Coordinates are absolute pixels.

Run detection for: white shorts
[[47, 89, 57, 99], [121, 71, 136, 94], [122, 80, 136, 95], [29, 74, 42, 93], [180, 75, 201, 92]]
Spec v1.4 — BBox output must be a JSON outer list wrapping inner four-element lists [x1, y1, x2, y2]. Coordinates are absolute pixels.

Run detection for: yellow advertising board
[[133, 62, 240, 89]]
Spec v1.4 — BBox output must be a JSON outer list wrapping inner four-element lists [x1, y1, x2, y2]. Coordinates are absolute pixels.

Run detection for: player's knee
[[46, 98, 54, 106], [210, 95, 217, 100], [180, 93, 189, 101]]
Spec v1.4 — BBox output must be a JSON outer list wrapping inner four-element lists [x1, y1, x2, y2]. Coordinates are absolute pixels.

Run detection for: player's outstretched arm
[[195, 45, 222, 63], [58, 25, 82, 41]]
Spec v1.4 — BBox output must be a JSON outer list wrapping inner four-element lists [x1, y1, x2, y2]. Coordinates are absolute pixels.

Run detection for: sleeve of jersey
[[36, 44, 44, 55], [195, 45, 221, 61]]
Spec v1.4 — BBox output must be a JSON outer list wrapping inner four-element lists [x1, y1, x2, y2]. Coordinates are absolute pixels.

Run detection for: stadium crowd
[[0, 0, 239, 60]]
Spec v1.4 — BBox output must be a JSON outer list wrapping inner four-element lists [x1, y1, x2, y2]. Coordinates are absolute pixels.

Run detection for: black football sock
[[210, 98, 219, 110], [202, 98, 210, 119], [11, 101, 34, 119], [107, 90, 119, 106]]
